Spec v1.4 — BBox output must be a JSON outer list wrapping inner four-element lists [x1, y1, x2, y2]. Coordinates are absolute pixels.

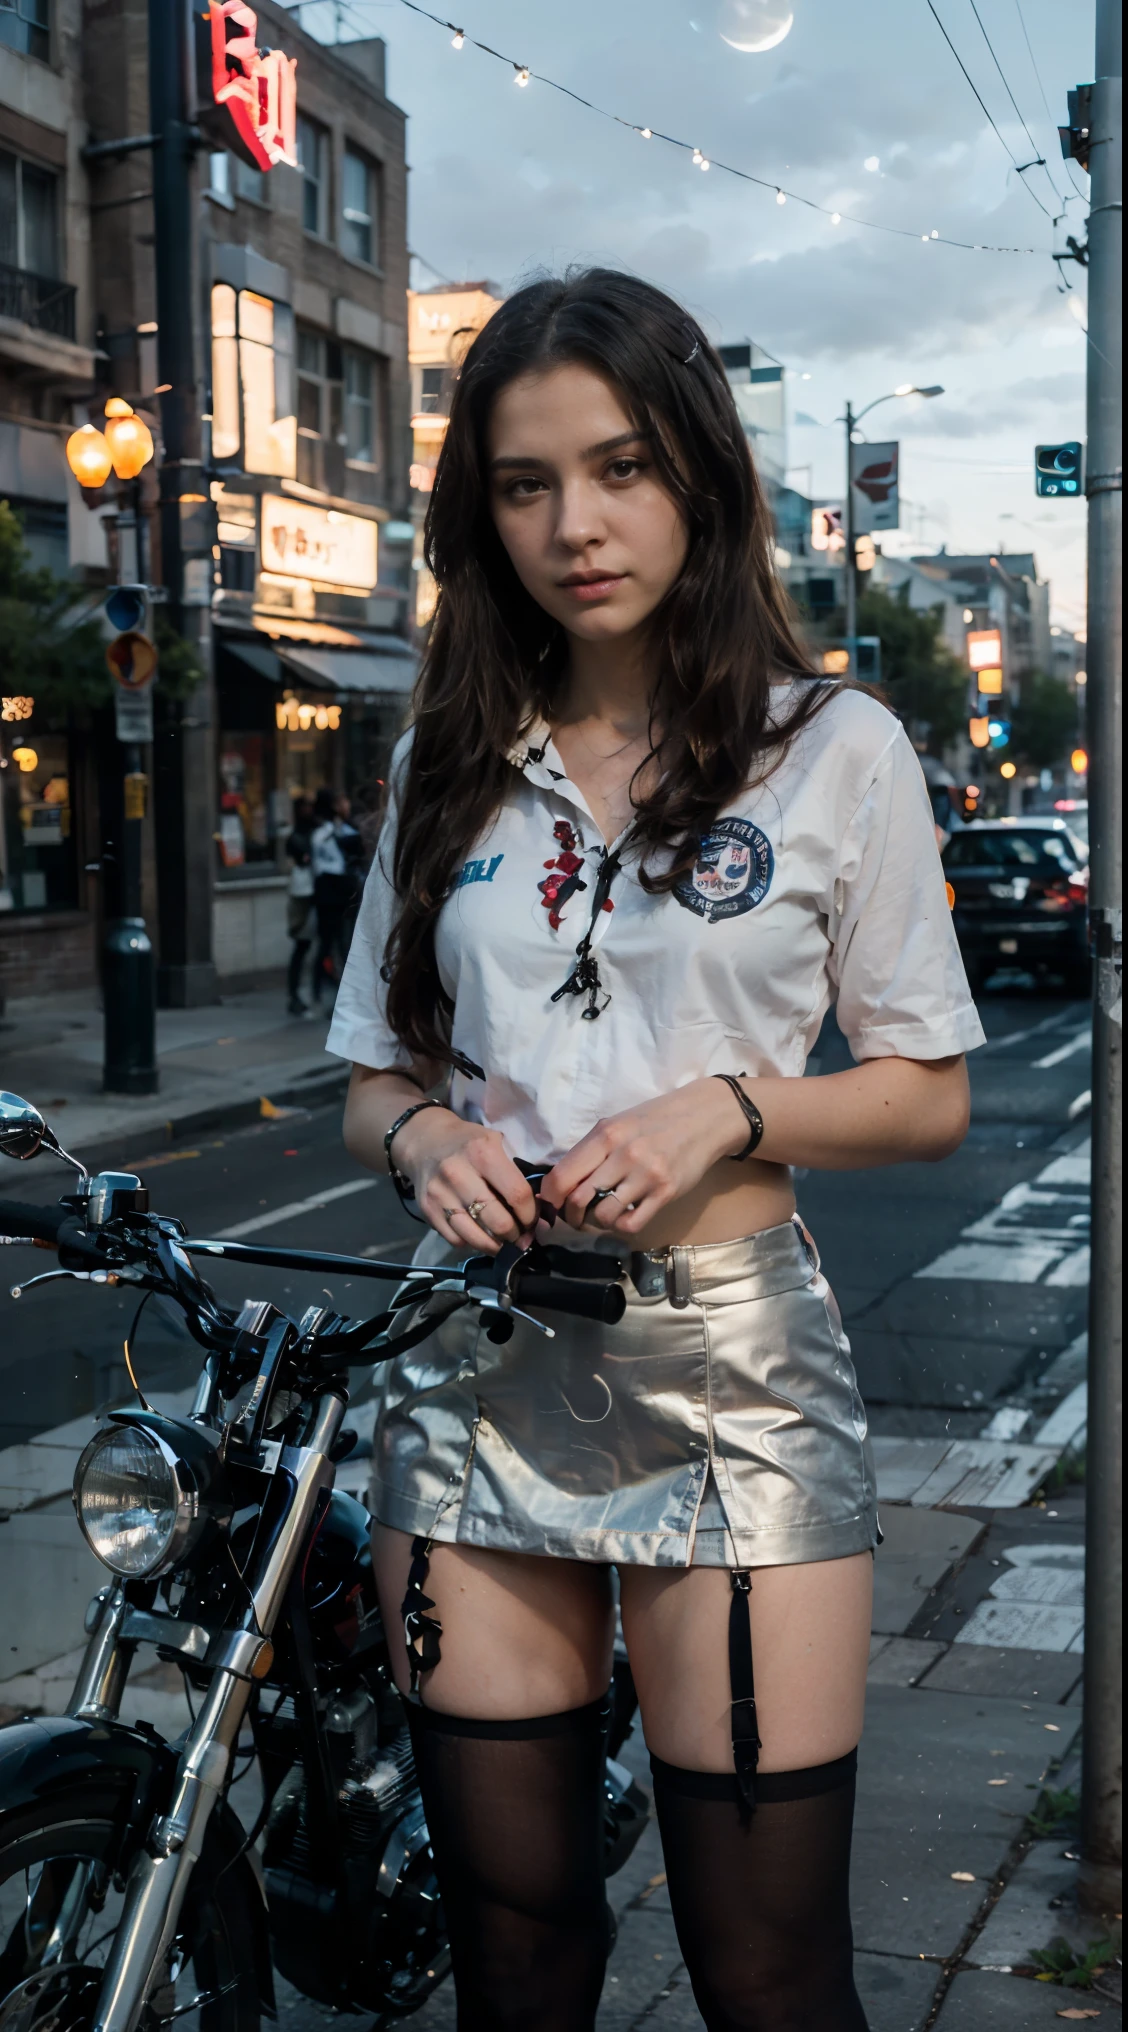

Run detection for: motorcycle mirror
[[0, 1092, 89, 1181], [0, 1092, 47, 1160]]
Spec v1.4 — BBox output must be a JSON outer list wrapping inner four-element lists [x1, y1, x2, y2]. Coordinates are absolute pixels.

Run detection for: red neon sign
[[209, 1, 297, 170]]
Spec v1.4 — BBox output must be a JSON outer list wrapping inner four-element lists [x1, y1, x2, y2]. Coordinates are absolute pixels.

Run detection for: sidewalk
[[0, 985, 345, 1164]]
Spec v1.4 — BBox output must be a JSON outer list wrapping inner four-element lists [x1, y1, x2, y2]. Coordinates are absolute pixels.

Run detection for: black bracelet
[[712, 1072, 764, 1161], [383, 1097, 444, 1202]]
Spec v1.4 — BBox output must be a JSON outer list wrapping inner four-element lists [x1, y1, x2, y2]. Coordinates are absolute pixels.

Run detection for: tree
[[0, 501, 204, 724], [853, 582, 968, 754], [1009, 672, 1080, 771], [0, 499, 109, 723]]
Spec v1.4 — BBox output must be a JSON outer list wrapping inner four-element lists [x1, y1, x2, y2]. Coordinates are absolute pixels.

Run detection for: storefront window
[[217, 732, 273, 871], [0, 729, 79, 913]]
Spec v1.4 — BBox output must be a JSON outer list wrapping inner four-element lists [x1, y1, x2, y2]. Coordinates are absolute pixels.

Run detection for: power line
[[923, 0, 1054, 221], [320, 0, 1039, 256], [1012, 0, 1090, 202], [965, 0, 1067, 212]]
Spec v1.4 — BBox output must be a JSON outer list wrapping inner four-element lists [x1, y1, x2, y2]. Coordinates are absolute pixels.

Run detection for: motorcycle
[[0, 1092, 647, 2032]]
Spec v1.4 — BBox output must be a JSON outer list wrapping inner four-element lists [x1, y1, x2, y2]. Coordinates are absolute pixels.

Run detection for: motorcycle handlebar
[[511, 1273, 627, 1326], [0, 1198, 70, 1244]]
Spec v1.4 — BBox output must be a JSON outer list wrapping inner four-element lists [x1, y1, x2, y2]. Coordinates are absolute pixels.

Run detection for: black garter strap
[[728, 1568, 762, 1814], [403, 1533, 443, 1694]]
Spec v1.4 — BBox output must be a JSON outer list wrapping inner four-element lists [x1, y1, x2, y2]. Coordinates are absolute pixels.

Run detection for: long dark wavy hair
[[385, 267, 835, 1067]]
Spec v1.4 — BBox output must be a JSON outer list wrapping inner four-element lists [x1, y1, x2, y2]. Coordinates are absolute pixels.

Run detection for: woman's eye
[[606, 458, 646, 482], [501, 474, 548, 498]]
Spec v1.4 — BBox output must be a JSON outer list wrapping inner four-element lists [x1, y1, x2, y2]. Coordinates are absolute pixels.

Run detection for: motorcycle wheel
[[0, 1793, 260, 2031]]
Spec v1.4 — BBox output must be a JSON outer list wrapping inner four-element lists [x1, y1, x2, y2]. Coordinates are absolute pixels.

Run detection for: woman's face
[[487, 362, 689, 645]]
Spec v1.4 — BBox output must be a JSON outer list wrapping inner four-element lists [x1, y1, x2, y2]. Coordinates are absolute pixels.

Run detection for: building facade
[[1, 0, 414, 1006]]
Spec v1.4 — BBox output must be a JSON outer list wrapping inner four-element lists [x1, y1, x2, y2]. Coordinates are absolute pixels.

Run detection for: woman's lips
[[560, 574, 626, 602]]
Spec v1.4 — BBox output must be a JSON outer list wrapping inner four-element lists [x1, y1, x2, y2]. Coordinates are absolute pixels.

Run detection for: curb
[[67, 1063, 351, 1175]]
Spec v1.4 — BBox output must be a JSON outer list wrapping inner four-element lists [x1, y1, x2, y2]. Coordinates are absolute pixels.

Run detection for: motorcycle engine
[[263, 1684, 448, 2016]]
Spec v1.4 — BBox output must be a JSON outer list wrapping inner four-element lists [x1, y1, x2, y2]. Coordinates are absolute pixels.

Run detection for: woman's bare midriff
[[601, 1154, 796, 1252]]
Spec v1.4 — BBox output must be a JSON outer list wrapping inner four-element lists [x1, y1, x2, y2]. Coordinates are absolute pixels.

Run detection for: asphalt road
[[0, 989, 1092, 1451]]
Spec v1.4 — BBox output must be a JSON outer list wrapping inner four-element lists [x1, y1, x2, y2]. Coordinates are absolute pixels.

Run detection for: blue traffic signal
[[1034, 442, 1084, 498]]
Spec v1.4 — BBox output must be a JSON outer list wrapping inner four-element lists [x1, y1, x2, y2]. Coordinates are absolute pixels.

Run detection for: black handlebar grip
[[512, 1275, 627, 1326], [540, 1247, 625, 1283], [0, 1199, 69, 1244]]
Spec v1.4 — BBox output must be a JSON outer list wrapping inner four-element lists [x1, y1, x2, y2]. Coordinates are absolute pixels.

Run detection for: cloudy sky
[[296, 0, 1093, 629]]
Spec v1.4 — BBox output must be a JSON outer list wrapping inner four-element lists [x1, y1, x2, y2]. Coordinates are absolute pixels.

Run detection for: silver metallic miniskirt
[[368, 1218, 879, 1569]]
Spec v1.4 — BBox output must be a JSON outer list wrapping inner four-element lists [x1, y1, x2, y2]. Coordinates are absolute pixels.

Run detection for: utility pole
[[148, 0, 219, 1008], [844, 401, 858, 678], [1080, 0, 1122, 1921]]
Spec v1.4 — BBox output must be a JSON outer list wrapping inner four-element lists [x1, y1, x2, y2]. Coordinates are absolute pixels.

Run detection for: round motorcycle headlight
[[74, 1423, 197, 1577]]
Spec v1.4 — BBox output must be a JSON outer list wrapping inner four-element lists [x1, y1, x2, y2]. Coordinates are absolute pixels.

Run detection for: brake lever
[[10, 1267, 127, 1298]]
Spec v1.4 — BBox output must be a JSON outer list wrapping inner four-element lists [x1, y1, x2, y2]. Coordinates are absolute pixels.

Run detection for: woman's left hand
[[541, 1081, 745, 1236]]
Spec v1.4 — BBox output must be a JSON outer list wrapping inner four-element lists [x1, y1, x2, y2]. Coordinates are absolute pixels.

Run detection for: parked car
[[942, 818, 1089, 994]]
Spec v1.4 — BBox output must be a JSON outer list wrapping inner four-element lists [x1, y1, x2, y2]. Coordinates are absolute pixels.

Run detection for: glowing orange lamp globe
[[103, 402, 155, 480], [66, 424, 113, 489]]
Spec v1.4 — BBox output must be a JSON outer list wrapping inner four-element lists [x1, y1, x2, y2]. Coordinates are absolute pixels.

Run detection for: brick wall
[[0, 912, 97, 1007]]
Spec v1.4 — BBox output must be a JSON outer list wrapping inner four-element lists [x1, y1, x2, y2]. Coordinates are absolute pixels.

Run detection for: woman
[[328, 269, 983, 2031]]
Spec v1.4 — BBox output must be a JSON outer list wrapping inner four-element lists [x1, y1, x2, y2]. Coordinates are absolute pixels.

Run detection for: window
[[0, 149, 58, 276], [207, 152, 234, 205], [342, 146, 379, 266], [419, 365, 445, 414], [235, 156, 268, 205], [0, 730, 79, 914], [297, 114, 328, 236], [296, 328, 343, 491], [0, 0, 49, 62], [210, 283, 296, 476]]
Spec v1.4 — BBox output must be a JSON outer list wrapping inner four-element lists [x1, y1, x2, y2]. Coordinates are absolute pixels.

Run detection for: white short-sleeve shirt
[[327, 685, 984, 1164]]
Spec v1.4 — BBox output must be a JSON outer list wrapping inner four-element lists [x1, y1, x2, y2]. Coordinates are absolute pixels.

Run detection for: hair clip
[[683, 336, 701, 364]]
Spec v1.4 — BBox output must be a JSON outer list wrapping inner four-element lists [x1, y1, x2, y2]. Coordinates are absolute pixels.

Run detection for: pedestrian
[[309, 786, 359, 1003], [328, 270, 985, 2032], [284, 794, 315, 1017]]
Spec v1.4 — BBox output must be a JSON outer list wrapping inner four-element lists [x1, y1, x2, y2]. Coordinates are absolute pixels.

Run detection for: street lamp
[[842, 384, 944, 675], [66, 400, 159, 1096]]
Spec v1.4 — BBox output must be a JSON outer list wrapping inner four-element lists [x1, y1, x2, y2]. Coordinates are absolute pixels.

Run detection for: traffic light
[[1035, 442, 1084, 498], [961, 785, 982, 822]]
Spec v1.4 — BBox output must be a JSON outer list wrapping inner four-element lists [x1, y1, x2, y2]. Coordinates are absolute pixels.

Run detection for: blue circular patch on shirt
[[673, 818, 774, 923]]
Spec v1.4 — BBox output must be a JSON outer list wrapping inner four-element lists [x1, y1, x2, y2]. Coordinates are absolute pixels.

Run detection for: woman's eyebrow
[[490, 430, 649, 472]]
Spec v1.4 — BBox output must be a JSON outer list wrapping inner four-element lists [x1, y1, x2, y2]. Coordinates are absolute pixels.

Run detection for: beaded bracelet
[[712, 1072, 765, 1161]]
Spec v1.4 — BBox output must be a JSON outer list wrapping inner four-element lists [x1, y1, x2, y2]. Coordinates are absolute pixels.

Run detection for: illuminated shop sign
[[208, 1, 297, 170], [2, 696, 34, 720], [261, 496, 378, 592], [275, 698, 343, 731]]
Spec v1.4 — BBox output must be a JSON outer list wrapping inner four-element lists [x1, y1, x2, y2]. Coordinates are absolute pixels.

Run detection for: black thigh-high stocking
[[650, 1750, 870, 2032], [407, 1698, 610, 2031]]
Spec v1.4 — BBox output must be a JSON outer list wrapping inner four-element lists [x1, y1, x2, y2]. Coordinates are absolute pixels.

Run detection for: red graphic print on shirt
[[538, 819, 588, 931]]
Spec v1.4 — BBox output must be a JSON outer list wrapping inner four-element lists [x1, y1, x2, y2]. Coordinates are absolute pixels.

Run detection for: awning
[[224, 640, 282, 683], [279, 641, 417, 698]]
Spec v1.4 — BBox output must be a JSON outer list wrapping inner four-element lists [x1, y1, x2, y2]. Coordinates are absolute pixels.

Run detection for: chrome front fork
[[90, 1394, 345, 2032]]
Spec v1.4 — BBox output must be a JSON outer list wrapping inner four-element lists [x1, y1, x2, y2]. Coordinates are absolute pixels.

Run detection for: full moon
[[717, 0, 794, 52]]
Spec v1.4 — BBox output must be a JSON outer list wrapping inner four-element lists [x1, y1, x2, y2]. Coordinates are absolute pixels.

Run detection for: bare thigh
[[619, 1553, 873, 1774], [371, 1523, 615, 1720]]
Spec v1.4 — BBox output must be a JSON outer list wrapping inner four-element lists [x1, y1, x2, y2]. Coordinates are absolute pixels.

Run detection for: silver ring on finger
[[465, 1199, 487, 1223], [590, 1188, 623, 1208], [442, 1206, 460, 1223]]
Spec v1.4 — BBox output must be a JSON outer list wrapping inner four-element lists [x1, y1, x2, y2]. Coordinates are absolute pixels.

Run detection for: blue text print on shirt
[[673, 818, 773, 923], [453, 853, 504, 890]]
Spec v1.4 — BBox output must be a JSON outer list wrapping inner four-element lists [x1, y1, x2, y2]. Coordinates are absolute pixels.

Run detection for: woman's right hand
[[391, 1108, 538, 1255]]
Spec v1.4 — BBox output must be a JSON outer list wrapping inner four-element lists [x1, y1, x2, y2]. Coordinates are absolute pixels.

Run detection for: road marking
[[1033, 1381, 1088, 1450], [915, 1140, 1090, 1285], [1033, 1028, 1090, 1070], [218, 1176, 378, 1238], [982, 1009, 1082, 1054], [1068, 1088, 1091, 1118]]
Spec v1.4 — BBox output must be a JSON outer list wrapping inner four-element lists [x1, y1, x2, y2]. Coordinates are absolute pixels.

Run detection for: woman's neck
[[556, 630, 654, 740]]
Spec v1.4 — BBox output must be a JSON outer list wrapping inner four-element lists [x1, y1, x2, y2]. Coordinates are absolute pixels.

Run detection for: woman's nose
[[553, 478, 606, 554]]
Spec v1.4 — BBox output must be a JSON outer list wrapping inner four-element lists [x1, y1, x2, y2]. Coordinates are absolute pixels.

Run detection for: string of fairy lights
[[305, 0, 1045, 259]]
